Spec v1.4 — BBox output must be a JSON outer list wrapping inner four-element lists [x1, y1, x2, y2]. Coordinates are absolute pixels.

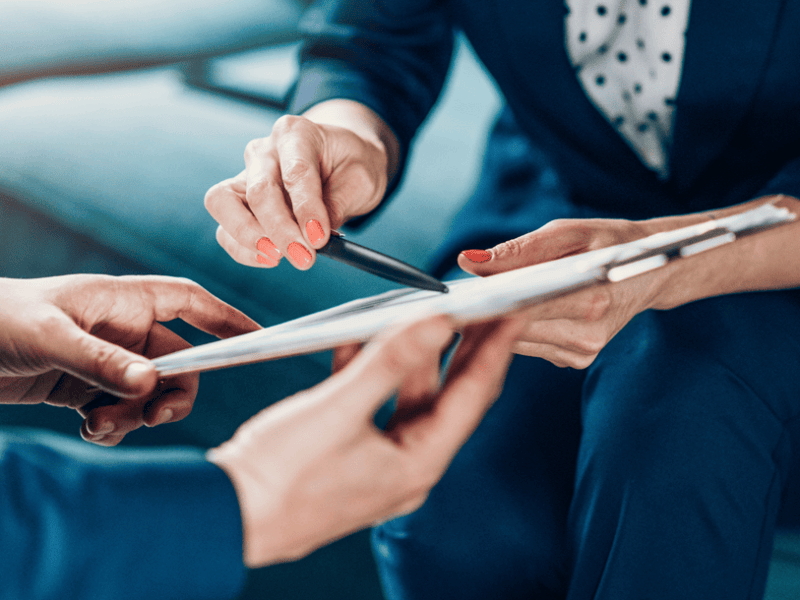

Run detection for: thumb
[[335, 314, 455, 416], [457, 222, 590, 277], [45, 320, 158, 398]]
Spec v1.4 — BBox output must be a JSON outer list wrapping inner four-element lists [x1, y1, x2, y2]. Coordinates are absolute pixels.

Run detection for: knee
[[578, 351, 784, 497]]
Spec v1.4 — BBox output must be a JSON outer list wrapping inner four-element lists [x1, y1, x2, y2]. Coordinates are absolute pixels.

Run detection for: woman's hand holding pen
[[205, 99, 399, 271]]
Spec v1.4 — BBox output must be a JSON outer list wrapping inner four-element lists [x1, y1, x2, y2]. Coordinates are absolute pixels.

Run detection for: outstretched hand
[[0, 274, 259, 445], [208, 313, 523, 568]]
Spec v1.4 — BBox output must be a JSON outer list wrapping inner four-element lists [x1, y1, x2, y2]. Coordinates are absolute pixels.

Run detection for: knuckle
[[271, 114, 304, 137], [230, 219, 254, 245], [493, 237, 524, 261], [173, 276, 198, 289], [573, 330, 605, 356], [281, 158, 314, 188], [546, 219, 592, 244], [246, 178, 281, 206], [584, 290, 612, 322], [565, 351, 597, 370], [88, 339, 119, 375], [243, 137, 268, 161]]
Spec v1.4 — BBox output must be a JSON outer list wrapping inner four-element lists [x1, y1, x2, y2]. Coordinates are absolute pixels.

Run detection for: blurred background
[[0, 1, 501, 598], [0, 1, 798, 598]]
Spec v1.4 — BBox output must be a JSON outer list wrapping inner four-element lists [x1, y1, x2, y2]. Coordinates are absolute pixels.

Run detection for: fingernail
[[305, 219, 325, 245], [256, 254, 278, 267], [155, 408, 174, 426], [124, 362, 152, 387], [287, 242, 312, 267], [461, 249, 492, 263], [93, 422, 114, 435], [256, 237, 281, 260]]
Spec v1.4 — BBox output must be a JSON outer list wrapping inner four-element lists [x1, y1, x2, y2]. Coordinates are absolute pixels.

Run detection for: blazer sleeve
[[288, 0, 455, 225], [754, 155, 800, 201], [0, 428, 246, 600]]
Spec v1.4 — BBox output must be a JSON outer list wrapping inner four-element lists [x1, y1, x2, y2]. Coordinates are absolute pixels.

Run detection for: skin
[[0, 274, 260, 445], [0, 276, 523, 568], [205, 99, 800, 370], [209, 314, 524, 567], [204, 100, 398, 270]]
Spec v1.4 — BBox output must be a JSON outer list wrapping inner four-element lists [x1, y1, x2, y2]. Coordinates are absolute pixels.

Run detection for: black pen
[[316, 231, 449, 293]]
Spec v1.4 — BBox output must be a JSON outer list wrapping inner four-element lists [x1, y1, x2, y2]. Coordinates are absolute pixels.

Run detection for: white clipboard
[[152, 203, 795, 377]]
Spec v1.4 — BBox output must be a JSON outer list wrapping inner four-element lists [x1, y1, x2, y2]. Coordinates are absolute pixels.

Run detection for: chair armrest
[[0, 0, 303, 86], [181, 42, 300, 111]]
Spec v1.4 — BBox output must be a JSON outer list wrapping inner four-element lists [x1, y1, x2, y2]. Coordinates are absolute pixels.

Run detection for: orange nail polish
[[287, 242, 312, 267], [462, 249, 492, 263], [256, 254, 278, 267], [306, 219, 325, 245], [256, 237, 281, 259]]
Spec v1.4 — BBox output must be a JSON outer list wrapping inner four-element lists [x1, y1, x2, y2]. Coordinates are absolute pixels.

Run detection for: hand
[[458, 217, 657, 369], [204, 100, 398, 272], [0, 274, 260, 445], [207, 313, 523, 568]]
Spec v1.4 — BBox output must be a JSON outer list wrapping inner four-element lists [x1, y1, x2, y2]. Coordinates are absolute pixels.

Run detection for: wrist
[[206, 446, 281, 569], [639, 195, 800, 310]]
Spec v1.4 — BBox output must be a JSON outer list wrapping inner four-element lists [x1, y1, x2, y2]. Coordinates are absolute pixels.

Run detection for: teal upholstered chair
[[0, 3, 500, 597]]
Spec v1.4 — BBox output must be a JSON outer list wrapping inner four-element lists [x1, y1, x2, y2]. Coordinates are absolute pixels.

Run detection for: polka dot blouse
[[565, 0, 691, 178]]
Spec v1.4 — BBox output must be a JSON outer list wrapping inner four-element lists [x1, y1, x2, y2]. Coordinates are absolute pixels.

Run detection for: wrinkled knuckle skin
[[281, 159, 313, 188], [270, 114, 307, 143], [494, 237, 524, 261], [86, 341, 119, 381], [247, 178, 281, 206], [244, 137, 269, 161], [231, 221, 253, 246]]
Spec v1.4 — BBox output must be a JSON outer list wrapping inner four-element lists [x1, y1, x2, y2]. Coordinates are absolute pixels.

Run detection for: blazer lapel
[[670, 0, 786, 193]]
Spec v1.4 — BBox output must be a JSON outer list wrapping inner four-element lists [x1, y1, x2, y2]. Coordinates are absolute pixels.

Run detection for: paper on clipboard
[[152, 203, 795, 377]]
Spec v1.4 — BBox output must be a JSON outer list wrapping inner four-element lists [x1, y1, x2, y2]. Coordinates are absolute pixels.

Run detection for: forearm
[[0, 429, 246, 600], [642, 195, 800, 310], [302, 99, 400, 182]]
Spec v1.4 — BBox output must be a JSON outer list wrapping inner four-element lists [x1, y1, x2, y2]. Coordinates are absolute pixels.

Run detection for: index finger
[[120, 275, 261, 338], [272, 117, 331, 249]]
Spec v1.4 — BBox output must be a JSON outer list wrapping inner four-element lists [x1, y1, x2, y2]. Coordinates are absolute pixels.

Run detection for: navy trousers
[[372, 107, 800, 599]]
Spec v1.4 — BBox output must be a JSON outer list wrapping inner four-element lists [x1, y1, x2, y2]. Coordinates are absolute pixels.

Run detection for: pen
[[316, 232, 449, 293]]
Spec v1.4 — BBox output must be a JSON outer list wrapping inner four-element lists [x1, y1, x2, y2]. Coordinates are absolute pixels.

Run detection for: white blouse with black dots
[[565, 0, 691, 179]]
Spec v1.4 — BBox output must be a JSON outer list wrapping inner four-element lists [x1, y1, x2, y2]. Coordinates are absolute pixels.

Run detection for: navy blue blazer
[[290, 0, 800, 262], [0, 428, 246, 600]]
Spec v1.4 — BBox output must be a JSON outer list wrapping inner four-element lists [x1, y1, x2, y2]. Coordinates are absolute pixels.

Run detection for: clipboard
[[152, 203, 795, 377]]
